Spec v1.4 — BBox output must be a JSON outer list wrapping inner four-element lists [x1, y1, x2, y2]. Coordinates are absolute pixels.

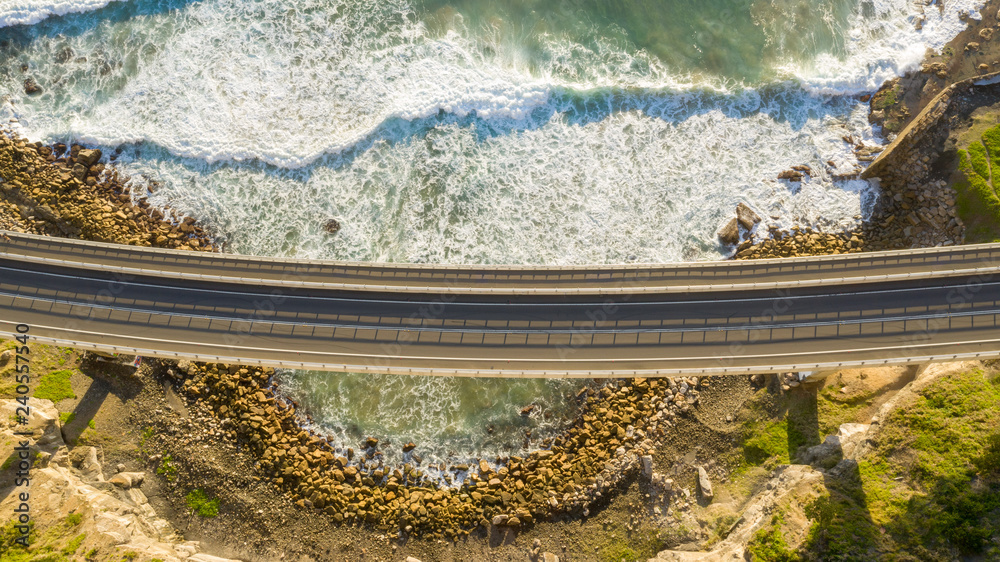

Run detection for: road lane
[[1, 229, 1000, 374]]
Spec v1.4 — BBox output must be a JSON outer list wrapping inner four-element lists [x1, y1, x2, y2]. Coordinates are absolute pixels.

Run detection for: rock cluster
[[0, 130, 219, 251], [0, 398, 242, 562], [732, 226, 865, 259], [165, 360, 709, 538], [717, 203, 761, 246]]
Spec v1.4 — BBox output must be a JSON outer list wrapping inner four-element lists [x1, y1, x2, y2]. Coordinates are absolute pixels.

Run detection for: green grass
[[798, 368, 1000, 559], [0, 514, 87, 562], [156, 454, 177, 482], [597, 530, 665, 562], [955, 124, 1000, 242], [742, 419, 793, 466], [873, 85, 900, 111], [817, 385, 875, 437], [185, 489, 220, 518], [137, 427, 154, 455], [60, 533, 85, 556], [58, 412, 75, 425], [801, 492, 878, 560], [967, 141, 990, 179], [87, 419, 95, 429], [747, 513, 799, 562], [33, 370, 76, 403]]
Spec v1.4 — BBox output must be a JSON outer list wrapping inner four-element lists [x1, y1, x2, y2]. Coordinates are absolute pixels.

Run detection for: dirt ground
[[33, 352, 765, 562]]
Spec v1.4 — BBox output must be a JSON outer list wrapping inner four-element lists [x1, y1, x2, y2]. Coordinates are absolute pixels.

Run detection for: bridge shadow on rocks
[[57, 353, 143, 448], [786, 379, 880, 560]]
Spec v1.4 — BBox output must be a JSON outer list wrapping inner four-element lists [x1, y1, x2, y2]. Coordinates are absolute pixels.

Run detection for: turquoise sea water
[[0, 0, 986, 464]]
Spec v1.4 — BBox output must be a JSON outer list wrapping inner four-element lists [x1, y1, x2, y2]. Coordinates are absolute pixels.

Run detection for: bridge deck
[[2, 232, 999, 376]]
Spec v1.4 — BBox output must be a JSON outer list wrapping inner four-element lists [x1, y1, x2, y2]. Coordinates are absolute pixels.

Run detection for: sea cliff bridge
[[2, 231, 1000, 377]]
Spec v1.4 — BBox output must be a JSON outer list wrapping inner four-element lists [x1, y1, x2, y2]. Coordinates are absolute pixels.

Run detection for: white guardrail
[[7, 324, 1000, 378]]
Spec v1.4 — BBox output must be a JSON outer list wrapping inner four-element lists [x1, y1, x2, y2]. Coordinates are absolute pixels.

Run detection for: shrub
[[185, 489, 219, 518]]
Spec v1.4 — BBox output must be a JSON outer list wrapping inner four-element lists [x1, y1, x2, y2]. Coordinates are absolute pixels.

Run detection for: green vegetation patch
[[156, 454, 177, 482], [33, 370, 76, 402], [61, 533, 85, 556], [816, 385, 876, 437], [954, 124, 1000, 242], [58, 412, 75, 425], [738, 395, 818, 471], [742, 419, 793, 467], [185, 489, 220, 518], [748, 513, 799, 562], [0, 513, 88, 562], [799, 368, 1000, 559], [873, 84, 900, 110], [597, 530, 665, 562]]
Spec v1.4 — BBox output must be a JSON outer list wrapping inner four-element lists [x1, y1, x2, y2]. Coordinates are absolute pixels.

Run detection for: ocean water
[[0, 0, 986, 464]]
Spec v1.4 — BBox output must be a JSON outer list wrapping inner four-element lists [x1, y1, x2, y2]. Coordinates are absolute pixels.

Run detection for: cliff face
[[0, 397, 242, 562]]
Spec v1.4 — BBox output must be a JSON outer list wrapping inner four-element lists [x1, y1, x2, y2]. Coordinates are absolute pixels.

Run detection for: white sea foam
[[3, 0, 981, 170], [0, 0, 124, 27], [107, 91, 875, 265], [789, 0, 989, 94], [273, 370, 582, 468]]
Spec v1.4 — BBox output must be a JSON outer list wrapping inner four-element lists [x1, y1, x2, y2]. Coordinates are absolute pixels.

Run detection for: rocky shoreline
[[0, 128, 219, 251], [153, 360, 710, 541]]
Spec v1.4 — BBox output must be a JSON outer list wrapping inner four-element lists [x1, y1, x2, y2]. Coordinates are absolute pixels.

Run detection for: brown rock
[[323, 218, 341, 234], [717, 218, 739, 246], [77, 148, 102, 167], [736, 202, 761, 230], [23, 78, 42, 95], [777, 169, 804, 181]]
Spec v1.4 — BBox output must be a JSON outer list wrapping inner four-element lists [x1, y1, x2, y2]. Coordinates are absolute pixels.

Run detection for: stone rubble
[[0, 398, 242, 561]]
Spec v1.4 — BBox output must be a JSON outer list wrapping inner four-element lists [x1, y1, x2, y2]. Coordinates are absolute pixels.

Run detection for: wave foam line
[[0, 0, 126, 28]]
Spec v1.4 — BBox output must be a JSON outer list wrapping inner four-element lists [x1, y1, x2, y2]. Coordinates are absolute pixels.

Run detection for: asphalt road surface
[[2, 231, 1000, 376]]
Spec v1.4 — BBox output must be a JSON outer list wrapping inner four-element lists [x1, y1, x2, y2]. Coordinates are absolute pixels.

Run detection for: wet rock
[[717, 218, 739, 245], [77, 148, 102, 167], [55, 47, 74, 64], [23, 78, 42, 95], [736, 202, 761, 230], [777, 169, 804, 181], [402, 442, 416, 453], [322, 218, 341, 234]]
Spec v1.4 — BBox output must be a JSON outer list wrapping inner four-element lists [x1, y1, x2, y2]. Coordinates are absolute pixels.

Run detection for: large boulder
[[77, 148, 103, 167], [717, 218, 739, 245], [697, 466, 713, 502], [736, 202, 761, 230]]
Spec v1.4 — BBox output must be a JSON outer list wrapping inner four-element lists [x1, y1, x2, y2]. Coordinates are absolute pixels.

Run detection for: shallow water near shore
[[0, 0, 988, 463]]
